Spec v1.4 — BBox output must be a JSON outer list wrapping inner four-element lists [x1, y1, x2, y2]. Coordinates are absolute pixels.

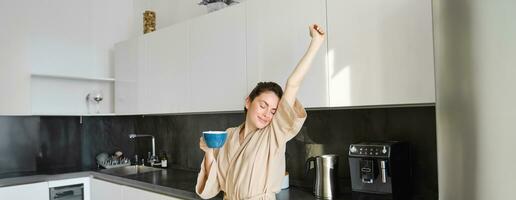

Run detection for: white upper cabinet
[[113, 0, 436, 114], [115, 4, 246, 114], [143, 22, 190, 114], [114, 37, 145, 114], [327, 0, 435, 107], [187, 4, 247, 112], [246, 0, 328, 108]]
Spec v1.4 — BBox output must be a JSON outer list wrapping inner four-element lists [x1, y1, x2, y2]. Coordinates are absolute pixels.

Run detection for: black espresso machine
[[348, 141, 410, 200]]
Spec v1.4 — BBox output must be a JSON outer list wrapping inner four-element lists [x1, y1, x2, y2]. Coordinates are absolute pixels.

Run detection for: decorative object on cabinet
[[198, 0, 239, 12], [143, 10, 156, 34]]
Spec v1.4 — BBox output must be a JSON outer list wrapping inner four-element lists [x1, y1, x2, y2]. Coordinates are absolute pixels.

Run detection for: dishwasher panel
[[49, 183, 83, 200]]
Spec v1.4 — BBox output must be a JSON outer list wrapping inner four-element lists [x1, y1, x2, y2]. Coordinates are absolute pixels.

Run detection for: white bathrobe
[[196, 98, 307, 200]]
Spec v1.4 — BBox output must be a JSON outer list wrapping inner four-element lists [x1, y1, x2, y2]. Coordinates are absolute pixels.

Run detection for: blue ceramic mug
[[203, 131, 228, 148]]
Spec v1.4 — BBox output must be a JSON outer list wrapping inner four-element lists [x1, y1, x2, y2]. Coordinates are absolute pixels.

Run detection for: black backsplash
[[0, 106, 437, 199]]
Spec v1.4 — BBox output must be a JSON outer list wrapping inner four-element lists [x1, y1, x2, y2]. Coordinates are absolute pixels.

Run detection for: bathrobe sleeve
[[196, 127, 235, 199], [195, 154, 221, 199], [269, 98, 307, 145]]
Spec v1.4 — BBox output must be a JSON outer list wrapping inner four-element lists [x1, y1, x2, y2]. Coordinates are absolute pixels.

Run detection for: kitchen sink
[[100, 165, 164, 176]]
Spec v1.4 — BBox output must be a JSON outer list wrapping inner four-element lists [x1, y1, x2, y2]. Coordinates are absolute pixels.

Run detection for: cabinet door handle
[[54, 191, 74, 199]]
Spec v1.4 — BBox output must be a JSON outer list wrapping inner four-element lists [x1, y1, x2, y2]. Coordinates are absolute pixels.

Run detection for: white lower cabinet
[[121, 185, 183, 200], [91, 178, 183, 200], [0, 182, 49, 200], [91, 178, 123, 200]]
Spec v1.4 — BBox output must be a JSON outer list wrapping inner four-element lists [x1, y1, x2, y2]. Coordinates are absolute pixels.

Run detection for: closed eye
[[259, 101, 267, 109]]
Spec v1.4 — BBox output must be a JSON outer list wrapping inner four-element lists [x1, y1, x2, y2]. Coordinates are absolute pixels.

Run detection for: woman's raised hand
[[309, 24, 325, 42], [283, 24, 326, 106]]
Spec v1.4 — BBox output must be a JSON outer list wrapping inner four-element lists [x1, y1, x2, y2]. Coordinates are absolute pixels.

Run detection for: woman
[[196, 24, 325, 200]]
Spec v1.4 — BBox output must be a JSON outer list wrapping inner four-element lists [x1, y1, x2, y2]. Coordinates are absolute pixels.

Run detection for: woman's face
[[245, 91, 280, 129]]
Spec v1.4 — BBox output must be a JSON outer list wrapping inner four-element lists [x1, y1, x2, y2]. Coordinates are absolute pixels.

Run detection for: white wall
[[1, 0, 246, 79], [0, 0, 135, 114], [29, 0, 135, 78], [0, 0, 244, 114], [0, 0, 33, 114], [1, 0, 246, 78], [434, 0, 516, 199], [0, 0, 135, 78]]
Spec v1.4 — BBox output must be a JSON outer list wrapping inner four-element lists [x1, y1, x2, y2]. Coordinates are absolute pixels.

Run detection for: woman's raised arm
[[283, 24, 326, 106]]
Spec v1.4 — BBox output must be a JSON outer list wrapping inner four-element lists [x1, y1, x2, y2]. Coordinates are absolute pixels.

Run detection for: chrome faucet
[[129, 134, 158, 166]]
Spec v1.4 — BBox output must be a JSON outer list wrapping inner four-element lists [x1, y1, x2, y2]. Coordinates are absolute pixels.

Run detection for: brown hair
[[245, 82, 283, 113]]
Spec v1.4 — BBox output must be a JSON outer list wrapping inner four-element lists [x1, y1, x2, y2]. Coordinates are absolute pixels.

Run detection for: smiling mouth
[[258, 117, 268, 124]]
